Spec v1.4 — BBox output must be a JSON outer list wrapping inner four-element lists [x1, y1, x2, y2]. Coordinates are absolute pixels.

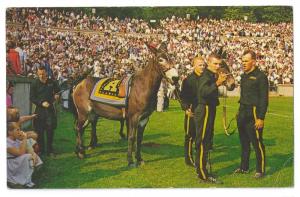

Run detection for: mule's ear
[[158, 42, 168, 53], [145, 42, 158, 54]]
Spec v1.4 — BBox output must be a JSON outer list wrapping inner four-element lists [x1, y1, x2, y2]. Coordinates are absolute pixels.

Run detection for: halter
[[154, 52, 176, 85]]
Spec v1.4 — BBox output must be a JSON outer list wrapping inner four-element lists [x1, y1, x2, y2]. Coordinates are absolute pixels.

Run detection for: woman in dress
[[7, 122, 42, 188]]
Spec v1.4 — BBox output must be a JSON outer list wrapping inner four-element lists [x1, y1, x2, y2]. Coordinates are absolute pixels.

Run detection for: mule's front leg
[[135, 117, 149, 166], [127, 134, 136, 167], [127, 119, 137, 167]]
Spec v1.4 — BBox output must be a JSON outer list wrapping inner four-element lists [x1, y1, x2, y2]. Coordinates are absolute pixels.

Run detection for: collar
[[245, 67, 258, 76], [204, 68, 217, 79], [38, 78, 48, 84], [194, 70, 201, 76]]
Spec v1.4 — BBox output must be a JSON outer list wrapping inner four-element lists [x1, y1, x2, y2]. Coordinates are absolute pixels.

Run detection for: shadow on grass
[[35, 165, 130, 188], [267, 153, 293, 175], [212, 132, 292, 179]]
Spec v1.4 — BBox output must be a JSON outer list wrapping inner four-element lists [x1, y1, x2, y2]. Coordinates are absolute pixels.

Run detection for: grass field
[[33, 97, 294, 188]]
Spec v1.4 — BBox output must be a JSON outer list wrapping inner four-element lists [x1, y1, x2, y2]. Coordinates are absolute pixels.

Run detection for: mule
[[72, 42, 179, 166]]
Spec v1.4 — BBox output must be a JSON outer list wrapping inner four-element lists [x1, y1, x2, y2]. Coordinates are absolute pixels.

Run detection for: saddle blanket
[[90, 75, 132, 107]]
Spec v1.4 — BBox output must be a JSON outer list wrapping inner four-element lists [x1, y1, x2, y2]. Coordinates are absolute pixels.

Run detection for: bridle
[[154, 52, 185, 108], [155, 52, 177, 85]]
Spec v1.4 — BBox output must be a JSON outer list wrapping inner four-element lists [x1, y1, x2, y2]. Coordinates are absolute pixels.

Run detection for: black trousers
[[184, 114, 196, 166], [35, 124, 54, 154], [194, 104, 216, 179], [237, 105, 265, 173], [33, 108, 57, 154]]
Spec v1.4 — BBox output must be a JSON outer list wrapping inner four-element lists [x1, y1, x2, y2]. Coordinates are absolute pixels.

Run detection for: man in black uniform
[[235, 50, 268, 178], [30, 66, 60, 156], [180, 56, 206, 166], [194, 53, 227, 183]]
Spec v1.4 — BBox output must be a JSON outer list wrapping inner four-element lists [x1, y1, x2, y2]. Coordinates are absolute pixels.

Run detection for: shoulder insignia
[[249, 76, 257, 80]]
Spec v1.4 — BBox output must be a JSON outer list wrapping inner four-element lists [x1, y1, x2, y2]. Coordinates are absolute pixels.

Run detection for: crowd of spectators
[[6, 8, 293, 90]]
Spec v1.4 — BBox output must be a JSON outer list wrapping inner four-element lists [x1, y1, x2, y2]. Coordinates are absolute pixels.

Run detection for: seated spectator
[[7, 122, 43, 188], [7, 107, 38, 126], [7, 107, 39, 153]]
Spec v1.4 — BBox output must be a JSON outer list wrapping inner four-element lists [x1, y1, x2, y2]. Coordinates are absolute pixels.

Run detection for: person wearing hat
[[180, 56, 206, 166]]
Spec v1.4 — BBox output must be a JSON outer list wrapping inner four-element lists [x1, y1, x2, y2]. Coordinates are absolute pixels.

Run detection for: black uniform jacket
[[180, 72, 200, 111], [196, 68, 220, 106], [30, 78, 60, 123], [239, 67, 269, 120]]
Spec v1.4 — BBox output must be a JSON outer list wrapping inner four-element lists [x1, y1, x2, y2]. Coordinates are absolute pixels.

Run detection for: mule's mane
[[137, 55, 163, 78], [132, 54, 164, 103]]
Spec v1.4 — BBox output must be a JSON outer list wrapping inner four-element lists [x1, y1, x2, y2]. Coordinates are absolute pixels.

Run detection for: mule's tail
[[68, 88, 78, 123], [69, 87, 91, 130], [69, 67, 94, 123]]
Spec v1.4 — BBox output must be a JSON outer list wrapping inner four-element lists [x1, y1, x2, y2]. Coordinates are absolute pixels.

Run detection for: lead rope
[[222, 86, 237, 136]]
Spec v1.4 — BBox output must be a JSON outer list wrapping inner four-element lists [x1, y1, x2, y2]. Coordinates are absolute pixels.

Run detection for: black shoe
[[200, 176, 223, 184], [234, 168, 249, 174]]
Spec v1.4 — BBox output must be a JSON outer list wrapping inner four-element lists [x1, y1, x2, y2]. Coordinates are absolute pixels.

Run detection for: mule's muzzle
[[227, 83, 236, 91], [172, 76, 179, 84]]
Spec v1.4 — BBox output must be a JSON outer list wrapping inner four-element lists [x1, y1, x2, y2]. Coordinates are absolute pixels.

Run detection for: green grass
[[33, 97, 294, 188]]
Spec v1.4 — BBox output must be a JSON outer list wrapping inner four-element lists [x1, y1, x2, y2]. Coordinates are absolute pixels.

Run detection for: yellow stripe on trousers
[[199, 105, 208, 179], [189, 137, 194, 165], [186, 115, 194, 165], [253, 106, 265, 173], [187, 115, 190, 135]]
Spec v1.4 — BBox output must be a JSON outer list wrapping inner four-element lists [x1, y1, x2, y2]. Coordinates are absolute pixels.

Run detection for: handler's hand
[[31, 114, 38, 119], [185, 109, 194, 117], [255, 119, 264, 129], [216, 73, 227, 86], [42, 101, 50, 108], [54, 94, 60, 101]]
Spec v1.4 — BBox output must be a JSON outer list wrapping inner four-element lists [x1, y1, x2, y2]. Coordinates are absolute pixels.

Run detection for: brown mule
[[72, 42, 179, 166]]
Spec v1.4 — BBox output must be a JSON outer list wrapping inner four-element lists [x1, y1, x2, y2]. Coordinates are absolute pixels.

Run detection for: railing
[[218, 84, 294, 97]]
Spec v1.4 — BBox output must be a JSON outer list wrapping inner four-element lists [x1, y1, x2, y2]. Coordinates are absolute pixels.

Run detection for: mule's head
[[146, 42, 179, 85], [218, 61, 236, 91], [214, 46, 235, 91]]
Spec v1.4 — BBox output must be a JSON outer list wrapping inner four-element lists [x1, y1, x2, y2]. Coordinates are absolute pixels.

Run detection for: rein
[[222, 86, 237, 136]]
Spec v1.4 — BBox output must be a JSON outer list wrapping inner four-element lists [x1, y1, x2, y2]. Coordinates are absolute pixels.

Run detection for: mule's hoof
[[128, 162, 136, 168], [120, 134, 126, 139], [77, 153, 85, 159], [136, 160, 145, 167]]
